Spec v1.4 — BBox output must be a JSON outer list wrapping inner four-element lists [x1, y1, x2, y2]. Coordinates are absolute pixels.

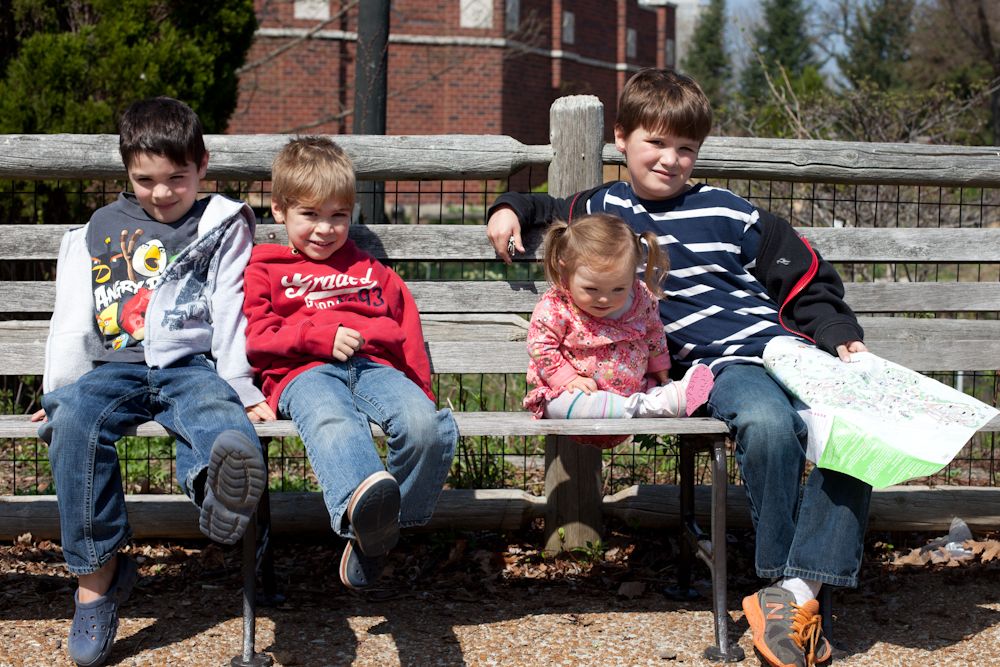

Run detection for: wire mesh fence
[[2, 170, 997, 497]]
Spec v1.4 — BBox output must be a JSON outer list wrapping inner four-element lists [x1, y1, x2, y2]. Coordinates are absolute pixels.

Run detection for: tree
[[906, 0, 1000, 144], [739, 0, 817, 108], [836, 0, 914, 90], [0, 0, 257, 134], [681, 0, 731, 107]]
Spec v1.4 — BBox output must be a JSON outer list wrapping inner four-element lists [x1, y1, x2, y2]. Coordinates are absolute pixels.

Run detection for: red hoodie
[[243, 240, 433, 412]]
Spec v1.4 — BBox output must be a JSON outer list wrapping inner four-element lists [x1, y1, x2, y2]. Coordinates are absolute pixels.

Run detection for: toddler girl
[[524, 213, 713, 440]]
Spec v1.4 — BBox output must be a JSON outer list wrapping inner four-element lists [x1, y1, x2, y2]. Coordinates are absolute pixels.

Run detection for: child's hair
[[119, 97, 207, 171], [270, 136, 356, 211], [542, 213, 669, 298], [616, 68, 713, 144]]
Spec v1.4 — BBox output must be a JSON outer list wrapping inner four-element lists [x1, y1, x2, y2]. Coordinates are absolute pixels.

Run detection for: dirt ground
[[2, 526, 999, 667]]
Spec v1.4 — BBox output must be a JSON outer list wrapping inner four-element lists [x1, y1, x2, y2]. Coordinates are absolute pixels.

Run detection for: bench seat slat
[[3, 412, 997, 440], [0, 413, 730, 439]]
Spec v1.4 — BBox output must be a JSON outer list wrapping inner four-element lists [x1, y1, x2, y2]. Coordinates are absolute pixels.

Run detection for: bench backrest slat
[[3, 318, 999, 373], [3, 225, 1000, 263], [7, 280, 1000, 315]]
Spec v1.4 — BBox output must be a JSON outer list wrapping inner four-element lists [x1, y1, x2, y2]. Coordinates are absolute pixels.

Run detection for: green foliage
[[569, 538, 606, 562], [681, 0, 732, 107], [742, 65, 829, 138], [837, 0, 914, 91], [739, 0, 817, 108], [0, 0, 257, 134]]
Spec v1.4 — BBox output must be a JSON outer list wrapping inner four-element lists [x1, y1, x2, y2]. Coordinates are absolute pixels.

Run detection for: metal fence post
[[544, 95, 605, 553]]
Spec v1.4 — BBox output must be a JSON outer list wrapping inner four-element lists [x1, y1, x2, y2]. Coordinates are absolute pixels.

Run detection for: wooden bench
[[3, 96, 1000, 663]]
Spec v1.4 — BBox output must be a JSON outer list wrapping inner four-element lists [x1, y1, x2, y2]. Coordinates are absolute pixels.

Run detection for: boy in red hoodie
[[243, 137, 457, 589]]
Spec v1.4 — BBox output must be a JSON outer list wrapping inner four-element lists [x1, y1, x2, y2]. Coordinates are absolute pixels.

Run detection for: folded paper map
[[763, 336, 999, 488]]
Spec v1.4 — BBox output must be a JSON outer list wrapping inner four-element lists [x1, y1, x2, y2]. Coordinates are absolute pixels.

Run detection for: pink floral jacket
[[523, 280, 671, 417]]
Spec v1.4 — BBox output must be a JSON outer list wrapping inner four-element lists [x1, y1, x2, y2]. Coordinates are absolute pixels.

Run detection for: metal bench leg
[[703, 437, 744, 662], [819, 585, 834, 644], [231, 511, 274, 667], [665, 436, 742, 661], [255, 488, 283, 606], [664, 438, 698, 601]]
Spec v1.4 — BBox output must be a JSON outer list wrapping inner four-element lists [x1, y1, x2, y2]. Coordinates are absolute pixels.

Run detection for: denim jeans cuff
[[64, 533, 132, 576], [782, 566, 858, 589]]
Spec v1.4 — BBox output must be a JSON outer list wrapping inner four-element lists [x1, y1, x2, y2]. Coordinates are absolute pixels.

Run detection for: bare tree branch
[[236, 0, 361, 75]]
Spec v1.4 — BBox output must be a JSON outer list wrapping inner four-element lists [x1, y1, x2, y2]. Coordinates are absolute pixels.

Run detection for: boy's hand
[[333, 326, 365, 362], [30, 408, 46, 422], [487, 206, 523, 264], [648, 369, 670, 385], [564, 375, 598, 395], [836, 340, 868, 362], [246, 402, 276, 423]]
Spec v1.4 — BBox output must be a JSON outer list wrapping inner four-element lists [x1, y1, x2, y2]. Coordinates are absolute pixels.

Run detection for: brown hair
[[542, 213, 669, 298], [271, 136, 356, 210], [119, 97, 206, 172], [616, 68, 713, 144]]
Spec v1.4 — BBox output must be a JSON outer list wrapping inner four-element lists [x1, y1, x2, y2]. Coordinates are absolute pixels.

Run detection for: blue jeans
[[39, 355, 261, 575], [706, 363, 872, 588], [278, 358, 457, 539]]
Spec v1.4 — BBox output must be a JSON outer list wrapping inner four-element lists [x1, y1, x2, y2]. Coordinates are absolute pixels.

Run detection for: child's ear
[[613, 125, 628, 153], [270, 201, 285, 224], [197, 152, 209, 179]]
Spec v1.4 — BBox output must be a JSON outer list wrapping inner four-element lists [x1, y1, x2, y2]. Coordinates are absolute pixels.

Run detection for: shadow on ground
[[2, 526, 999, 665]]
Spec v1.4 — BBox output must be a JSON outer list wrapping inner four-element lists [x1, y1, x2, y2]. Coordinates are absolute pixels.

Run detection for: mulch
[[2, 524, 999, 666]]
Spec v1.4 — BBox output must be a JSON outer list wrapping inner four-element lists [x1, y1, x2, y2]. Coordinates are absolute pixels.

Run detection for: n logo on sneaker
[[766, 601, 785, 620]]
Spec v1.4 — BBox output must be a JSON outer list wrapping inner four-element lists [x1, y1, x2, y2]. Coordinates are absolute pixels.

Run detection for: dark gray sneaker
[[742, 586, 830, 667], [345, 471, 400, 558], [199, 430, 267, 545], [339, 540, 386, 590]]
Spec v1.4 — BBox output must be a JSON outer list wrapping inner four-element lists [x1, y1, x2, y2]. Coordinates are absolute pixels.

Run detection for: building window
[[293, 0, 329, 21], [626, 28, 637, 59], [665, 37, 676, 68], [562, 11, 575, 45], [505, 0, 520, 33], [461, 0, 494, 29]]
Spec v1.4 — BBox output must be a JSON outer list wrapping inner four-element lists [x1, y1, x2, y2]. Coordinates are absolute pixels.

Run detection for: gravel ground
[[2, 528, 999, 667]]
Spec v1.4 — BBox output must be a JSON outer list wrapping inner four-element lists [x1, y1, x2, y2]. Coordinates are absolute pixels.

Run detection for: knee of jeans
[[400, 410, 456, 454], [733, 407, 805, 465], [40, 394, 94, 444]]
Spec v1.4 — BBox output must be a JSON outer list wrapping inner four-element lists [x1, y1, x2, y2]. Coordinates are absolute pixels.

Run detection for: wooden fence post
[[544, 95, 605, 553]]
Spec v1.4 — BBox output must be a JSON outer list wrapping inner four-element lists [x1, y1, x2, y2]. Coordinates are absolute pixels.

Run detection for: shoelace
[[788, 603, 823, 667]]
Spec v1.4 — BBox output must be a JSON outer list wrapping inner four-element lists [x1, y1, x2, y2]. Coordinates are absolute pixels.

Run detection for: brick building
[[228, 0, 677, 145]]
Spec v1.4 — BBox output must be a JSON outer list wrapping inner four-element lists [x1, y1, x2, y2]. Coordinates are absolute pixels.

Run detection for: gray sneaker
[[339, 540, 386, 590], [199, 430, 267, 545], [742, 586, 830, 666], [345, 471, 400, 557]]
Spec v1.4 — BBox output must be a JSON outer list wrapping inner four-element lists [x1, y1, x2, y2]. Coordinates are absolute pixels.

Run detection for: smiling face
[[614, 125, 700, 201], [274, 197, 352, 261], [126, 151, 208, 224], [566, 261, 635, 319]]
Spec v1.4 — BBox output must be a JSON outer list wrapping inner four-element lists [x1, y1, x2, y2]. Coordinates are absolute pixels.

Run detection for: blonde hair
[[542, 213, 669, 298], [616, 68, 713, 144], [271, 136, 356, 210]]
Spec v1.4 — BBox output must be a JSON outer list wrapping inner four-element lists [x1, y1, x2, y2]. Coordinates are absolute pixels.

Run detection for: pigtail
[[639, 231, 669, 299], [541, 221, 571, 287]]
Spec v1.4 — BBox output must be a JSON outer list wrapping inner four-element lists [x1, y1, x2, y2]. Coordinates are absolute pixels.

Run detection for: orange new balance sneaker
[[742, 586, 831, 667]]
